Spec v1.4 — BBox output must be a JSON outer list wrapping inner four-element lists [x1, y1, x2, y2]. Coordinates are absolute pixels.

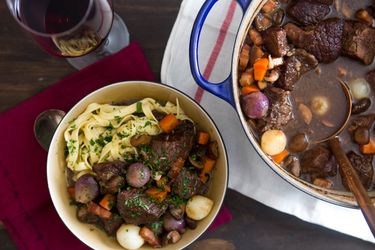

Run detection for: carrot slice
[[253, 58, 269, 81], [159, 114, 180, 133], [197, 131, 210, 145], [99, 194, 115, 211], [271, 149, 289, 164], [145, 188, 168, 202], [87, 201, 112, 219], [360, 138, 375, 154], [200, 156, 216, 183], [241, 85, 260, 95]]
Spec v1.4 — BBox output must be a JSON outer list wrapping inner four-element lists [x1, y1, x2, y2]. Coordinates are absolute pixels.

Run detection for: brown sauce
[[240, 0, 375, 191]]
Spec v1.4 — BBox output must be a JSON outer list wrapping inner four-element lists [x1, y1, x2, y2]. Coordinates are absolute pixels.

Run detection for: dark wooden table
[[0, 0, 374, 249]]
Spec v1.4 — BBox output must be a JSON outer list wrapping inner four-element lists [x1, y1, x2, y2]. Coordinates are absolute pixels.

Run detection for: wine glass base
[[67, 13, 130, 70]]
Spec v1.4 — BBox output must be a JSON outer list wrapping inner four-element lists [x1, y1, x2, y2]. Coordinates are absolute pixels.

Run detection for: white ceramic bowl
[[47, 81, 228, 250]]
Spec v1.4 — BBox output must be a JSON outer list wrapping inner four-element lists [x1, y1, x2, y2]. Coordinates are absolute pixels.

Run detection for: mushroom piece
[[162, 231, 181, 245], [130, 134, 152, 147], [189, 155, 204, 169], [268, 55, 284, 69], [207, 141, 219, 160], [264, 70, 280, 83], [284, 155, 301, 177], [169, 204, 186, 220], [356, 9, 374, 25], [352, 98, 371, 114], [255, 13, 273, 31], [298, 103, 313, 125], [185, 217, 198, 229], [354, 127, 370, 145], [289, 133, 309, 153]]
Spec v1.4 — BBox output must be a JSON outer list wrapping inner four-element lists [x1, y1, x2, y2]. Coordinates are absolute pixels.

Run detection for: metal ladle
[[320, 79, 375, 236], [315, 79, 352, 143], [33, 109, 66, 151]]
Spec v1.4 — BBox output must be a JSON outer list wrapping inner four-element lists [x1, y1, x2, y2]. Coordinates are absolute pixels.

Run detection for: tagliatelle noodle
[[64, 98, 192, 173]]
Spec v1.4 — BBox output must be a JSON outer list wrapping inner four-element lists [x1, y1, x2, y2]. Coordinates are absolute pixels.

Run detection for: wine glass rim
[[6, 0, 103, 38]]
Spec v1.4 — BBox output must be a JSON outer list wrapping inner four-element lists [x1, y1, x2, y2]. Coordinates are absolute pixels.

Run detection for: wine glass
[[6, 0, 129, 70]]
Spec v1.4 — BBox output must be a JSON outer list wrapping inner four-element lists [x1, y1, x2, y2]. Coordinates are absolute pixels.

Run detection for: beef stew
[[239, 0, 375, 192]]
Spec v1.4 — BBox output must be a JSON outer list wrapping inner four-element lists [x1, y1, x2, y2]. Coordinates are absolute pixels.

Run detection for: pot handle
[[189, 0, 251, 107]]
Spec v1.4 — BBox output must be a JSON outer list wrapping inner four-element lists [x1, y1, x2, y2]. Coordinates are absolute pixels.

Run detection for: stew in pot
[[238, 0, 375, 191]]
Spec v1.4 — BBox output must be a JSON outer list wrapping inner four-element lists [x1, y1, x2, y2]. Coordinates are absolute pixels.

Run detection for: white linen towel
[[161, 0, 374, 243]]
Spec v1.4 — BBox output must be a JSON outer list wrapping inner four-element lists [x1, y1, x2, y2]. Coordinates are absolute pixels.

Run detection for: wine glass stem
[[66, 13, 130, 70]]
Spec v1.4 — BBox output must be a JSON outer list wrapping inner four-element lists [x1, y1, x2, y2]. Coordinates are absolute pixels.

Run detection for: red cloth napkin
[[0, 42, 231, 250]]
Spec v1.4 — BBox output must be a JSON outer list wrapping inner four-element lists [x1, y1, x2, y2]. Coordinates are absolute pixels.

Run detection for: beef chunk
[[342, 21, 375, 65], [77, 205, 123, 235], [315, 0, 333, 4], [76, 205, 100, 224], [152, 110, 167, 121], [102, 214, 123, 236], [117, 189, 168, 225], [301, 146, 337, 177], [172, 169, 202, 199], [287, 0, 331, 26], [257, 87, 293, 132], [284, 22, 303, 44], [93, 161, 127, 182], [262, 27, 289, 57], [285, 18, 344, 63], [93, 161, 127, 194], [342, 152, 374, 190], [367, 69, 375, 90], [144, 121, 195, 173], [101, 175, 125, 194], [277, 49, 318, 90], [309, 18, 344, 62], [348, 114, 375, 136]]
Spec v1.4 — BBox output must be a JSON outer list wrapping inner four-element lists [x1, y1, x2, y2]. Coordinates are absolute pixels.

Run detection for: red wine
[[16, 0, 113, 57]]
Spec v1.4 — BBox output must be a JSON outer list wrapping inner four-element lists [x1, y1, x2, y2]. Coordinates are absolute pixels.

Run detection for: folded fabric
[[161, 0, 374, 243], [0, 41, 231, 250], [0, 42, 155, 249]]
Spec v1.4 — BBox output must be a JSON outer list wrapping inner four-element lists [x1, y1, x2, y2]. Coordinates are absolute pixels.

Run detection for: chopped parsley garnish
[[124, 195, 152, 212], [144, 121, 152, 127], [117, 132, 130, 139], [114, 116, 122, 123], [181, 174, 189, 197], [190, 154, 198, 161], [104, 135, 113, 142], [167, 195, 187, 206], [90, 139, 95, 146], [124, 153, 140, 163], [67, 139, 77, 154], [106, 122, 114, 130], [95, 138, 106, 147], [68, 119, 76, 129]]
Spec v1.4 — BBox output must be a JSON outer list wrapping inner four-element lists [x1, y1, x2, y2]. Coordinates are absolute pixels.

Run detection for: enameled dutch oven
[[189, 0, 375, 208]]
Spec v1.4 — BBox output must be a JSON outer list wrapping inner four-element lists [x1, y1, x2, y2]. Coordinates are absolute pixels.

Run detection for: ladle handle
[[329, 137, 375, 236]]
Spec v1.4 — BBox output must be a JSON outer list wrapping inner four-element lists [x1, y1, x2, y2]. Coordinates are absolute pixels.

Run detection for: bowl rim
[[46, 80, 229, 250], [230, 0, 374, 208]]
